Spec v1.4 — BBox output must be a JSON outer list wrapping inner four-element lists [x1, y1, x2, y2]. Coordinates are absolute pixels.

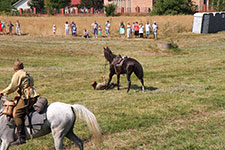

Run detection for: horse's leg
[[140, 78, 145, 91], [107, 71, 114, 88], [66, 131, 83, 150], [0, 139, 10, 150], [52, 129, 65, 150], [126, 72, 132, 92], [117, 74, 120, 90], [134, 70, 145, 91]]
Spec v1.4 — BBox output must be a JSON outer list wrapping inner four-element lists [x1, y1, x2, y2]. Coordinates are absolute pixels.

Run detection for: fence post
[[33, 8, 37, 15], [19, 8, 23, 15], [61, 8, 65, 15], [91, 8, 94, 14], [72, 8, 75, 14], [203, 4, 206, 12], [136, 6, 140, 13], [121, 7, 124, 15], [54, 8, 56, 15], [76, 8, 79, 15]]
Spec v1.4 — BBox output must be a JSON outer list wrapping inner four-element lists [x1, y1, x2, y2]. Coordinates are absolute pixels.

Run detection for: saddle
[[2, 97, 48, 134], [114, 56, 128, 74]]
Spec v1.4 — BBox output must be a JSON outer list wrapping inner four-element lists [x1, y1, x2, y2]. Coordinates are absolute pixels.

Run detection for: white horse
[[0, 95, 102, 150]]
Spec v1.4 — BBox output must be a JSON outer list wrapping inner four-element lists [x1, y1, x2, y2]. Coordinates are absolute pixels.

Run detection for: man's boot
[[11, 124, 26, 145]]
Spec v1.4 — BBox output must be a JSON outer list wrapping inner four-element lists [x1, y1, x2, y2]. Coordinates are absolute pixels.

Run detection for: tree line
[[0, 0, 224, 15]]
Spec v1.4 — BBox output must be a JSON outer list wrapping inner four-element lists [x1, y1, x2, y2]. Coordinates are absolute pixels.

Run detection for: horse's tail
[[71, 104, 103, 145], [134, 61, 144, 79]]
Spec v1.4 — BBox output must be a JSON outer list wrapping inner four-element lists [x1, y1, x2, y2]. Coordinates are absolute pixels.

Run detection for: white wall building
[[13, 0, 31, 10]]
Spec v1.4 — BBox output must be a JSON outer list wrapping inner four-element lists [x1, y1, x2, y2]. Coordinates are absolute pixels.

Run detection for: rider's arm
[[1, 72, 20, 96]]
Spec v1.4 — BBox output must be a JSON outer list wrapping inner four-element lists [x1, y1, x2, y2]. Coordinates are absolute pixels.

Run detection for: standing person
[[127, 22, 131, 38], [1, 21, 6, 35], [145, 21, 151, 39], [53, 24, 57, 35], [152, 21, 158, 40], [8, 21, 14, 36], [0, 21, 2, 34], [132, 22, 135, 36], [139, 23, 144, 38], [70, 21, 75, 35], [71, 24, 77, 36], [0, 59, 39, 145], [98, 25, 102, 38], [16, 20, 21, 36], [65, 21, 70, 35], [120, 22, 125, 38], [134, 21, 139, 38], [91, 21, 98, 38], [105, 20, 110, 38]]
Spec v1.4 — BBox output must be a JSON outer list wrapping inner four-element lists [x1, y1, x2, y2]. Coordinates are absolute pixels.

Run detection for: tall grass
[[0, 15, 193, 37]]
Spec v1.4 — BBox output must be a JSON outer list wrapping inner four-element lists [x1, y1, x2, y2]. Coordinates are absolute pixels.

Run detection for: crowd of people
[[0, 20, 21, 36], [60, 20, 158, 39], [119, 21, 158, 39], [1, 19, 158, 39]]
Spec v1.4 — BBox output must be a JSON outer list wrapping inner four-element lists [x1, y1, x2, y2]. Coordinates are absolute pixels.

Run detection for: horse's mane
[[103, 47, 116, 63]]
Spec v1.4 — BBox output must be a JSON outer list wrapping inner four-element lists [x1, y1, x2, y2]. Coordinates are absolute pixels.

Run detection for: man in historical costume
[[0, 59, 39, 145], [91, 76, 117, 90]]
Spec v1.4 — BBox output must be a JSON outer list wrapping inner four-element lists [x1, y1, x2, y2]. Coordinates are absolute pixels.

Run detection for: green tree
[[104, 3, 117, 16], [79, 0, 104, 9], [210, 0, 225, 11], [45, 0, 54, 14], [28, 0, 45, 12], [50, 0, 71, 9], [0, 0, 13, 12], [11, 0, 18, 5], [152, 0, 196, 15]]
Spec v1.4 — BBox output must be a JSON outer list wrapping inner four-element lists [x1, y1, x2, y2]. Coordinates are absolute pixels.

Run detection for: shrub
[[152, 0, 196, 15], [104, 4, 117, 17]]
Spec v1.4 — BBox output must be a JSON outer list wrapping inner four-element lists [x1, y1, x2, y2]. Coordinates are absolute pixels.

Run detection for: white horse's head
[[0, 95, 11, 111]]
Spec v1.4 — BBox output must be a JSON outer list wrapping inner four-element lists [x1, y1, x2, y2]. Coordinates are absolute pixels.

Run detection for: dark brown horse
[[104, 47, 144, 92]]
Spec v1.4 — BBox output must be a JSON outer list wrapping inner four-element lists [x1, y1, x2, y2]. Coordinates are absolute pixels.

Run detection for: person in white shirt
[[65, 21, 70, 35], [83, 29, 89, 38], [145, 21, 151, 39], [127, 22, 131, 38], [105, 20, 110, 38], [152, 21, 158, 40], [139, 23, 144, 38], [16, 20, 21, 36], [53, 24, 56, 35]]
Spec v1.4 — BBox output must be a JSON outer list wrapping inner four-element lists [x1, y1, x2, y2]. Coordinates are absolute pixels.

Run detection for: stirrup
[[11, 138, 26, 145]]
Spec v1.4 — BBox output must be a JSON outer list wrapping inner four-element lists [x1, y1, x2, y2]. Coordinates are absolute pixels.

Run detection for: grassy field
[[0, 30, 225, 150], [0, 15, 193, 37]]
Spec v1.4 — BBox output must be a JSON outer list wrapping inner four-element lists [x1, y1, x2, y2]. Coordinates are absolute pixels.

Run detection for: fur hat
[[14, 59, 24, 70]]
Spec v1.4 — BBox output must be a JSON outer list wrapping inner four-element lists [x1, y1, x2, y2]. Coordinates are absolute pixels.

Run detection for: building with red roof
[[70, 0, 81, 7]]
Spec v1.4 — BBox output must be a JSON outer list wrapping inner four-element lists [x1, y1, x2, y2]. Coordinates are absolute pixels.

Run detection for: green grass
[[0, 32, 225, 150]]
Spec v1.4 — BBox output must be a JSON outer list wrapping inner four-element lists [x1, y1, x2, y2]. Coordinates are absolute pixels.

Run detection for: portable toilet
[[192, 12, 225, 33], [192, 13, 204, 33]]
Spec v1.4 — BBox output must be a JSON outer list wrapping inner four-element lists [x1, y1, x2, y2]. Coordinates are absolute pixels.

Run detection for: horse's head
[[0, 95, 4, 111], [103, 47, 117, 64], [112, 55, 123, 66], [0, 95, 11, 111]]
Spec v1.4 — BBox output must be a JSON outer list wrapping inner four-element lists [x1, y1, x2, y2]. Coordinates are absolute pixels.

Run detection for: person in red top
[[134, 22, 139, 38], [0, 21, 2, 33]]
